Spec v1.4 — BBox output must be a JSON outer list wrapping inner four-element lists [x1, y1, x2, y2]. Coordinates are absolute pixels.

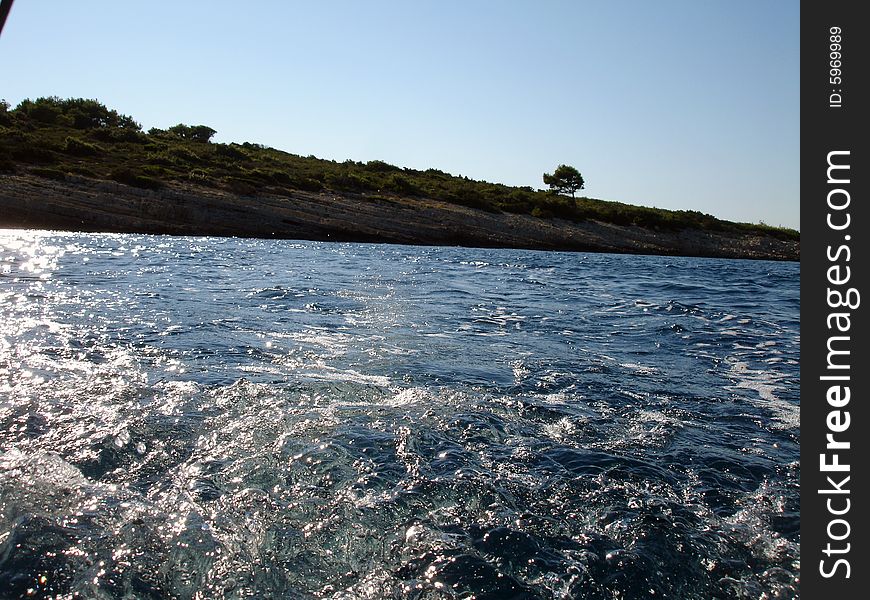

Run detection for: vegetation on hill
[[0, 97, 798, 241]]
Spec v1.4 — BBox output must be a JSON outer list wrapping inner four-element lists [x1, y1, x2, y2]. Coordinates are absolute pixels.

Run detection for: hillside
[[0, 97, 798, 260]]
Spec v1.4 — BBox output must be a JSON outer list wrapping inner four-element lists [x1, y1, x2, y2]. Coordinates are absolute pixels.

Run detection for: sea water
[[0, 230, 799, 599]]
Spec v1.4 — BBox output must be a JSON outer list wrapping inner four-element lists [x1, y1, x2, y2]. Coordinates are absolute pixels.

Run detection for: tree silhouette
[[168, 123, 217, 143], [543, 164, 584, 198]]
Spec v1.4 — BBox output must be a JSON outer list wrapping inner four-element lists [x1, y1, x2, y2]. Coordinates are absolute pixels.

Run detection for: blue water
[[0, 231, 799, 599]]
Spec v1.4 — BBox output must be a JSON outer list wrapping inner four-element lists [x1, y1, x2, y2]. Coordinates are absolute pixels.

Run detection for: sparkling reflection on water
[[0, 230, 799, 598]]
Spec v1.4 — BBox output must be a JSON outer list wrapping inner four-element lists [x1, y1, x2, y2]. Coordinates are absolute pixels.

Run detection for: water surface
[[0, 231, 799, 598]]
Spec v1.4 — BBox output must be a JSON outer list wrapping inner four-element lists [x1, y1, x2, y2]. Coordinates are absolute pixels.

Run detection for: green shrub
[[384, 174, 419, 195], [64, 136, 104, 156], [16, 98, 62, 124], [169, 146, 201, 164], [446, 187, 497, 212], [289, 176, 323, 192], [146, 146, 200, 167], [10, 143, 58, 164], [0, 101, 12, 127], [324, 171, 377, 192], [363, 159, 401, 173], [500, 189, 536, 214], [109, 167, 163, 190], [213, 143, 248, 161], [167, 124, 217, 143], [30, 167, 67, 181], [245, 168, 282, 184], [145, 150, 175, 166], [90, 127, 146, 144], [14, 97, 139, 130], [142, 165, 169, 177]]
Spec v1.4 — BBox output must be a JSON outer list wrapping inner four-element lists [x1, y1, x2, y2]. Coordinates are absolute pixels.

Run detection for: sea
[[0, 230, 800, 599]]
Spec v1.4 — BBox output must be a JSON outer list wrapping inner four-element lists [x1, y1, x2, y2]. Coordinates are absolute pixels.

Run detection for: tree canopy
[[543, 164, 585, 198], [13, 96, 140, 130], [166, 124, 218, 143]]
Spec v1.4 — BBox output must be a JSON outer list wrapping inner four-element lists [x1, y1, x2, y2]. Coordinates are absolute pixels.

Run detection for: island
[[1, 97, 798, 260]]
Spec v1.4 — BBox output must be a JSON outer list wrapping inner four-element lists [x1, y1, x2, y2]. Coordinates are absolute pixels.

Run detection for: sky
[[1, 0, 800, 229]]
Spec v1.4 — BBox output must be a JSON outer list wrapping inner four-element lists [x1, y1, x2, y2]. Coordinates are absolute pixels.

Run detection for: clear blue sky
[[1, 0, 799, 229]]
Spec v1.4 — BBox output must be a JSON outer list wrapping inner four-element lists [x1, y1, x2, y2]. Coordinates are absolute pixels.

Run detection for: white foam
[[725, 359, 799, 429]]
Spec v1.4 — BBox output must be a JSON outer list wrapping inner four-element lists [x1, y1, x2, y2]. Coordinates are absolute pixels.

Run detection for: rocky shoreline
[[0, 173, 798, 260]]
